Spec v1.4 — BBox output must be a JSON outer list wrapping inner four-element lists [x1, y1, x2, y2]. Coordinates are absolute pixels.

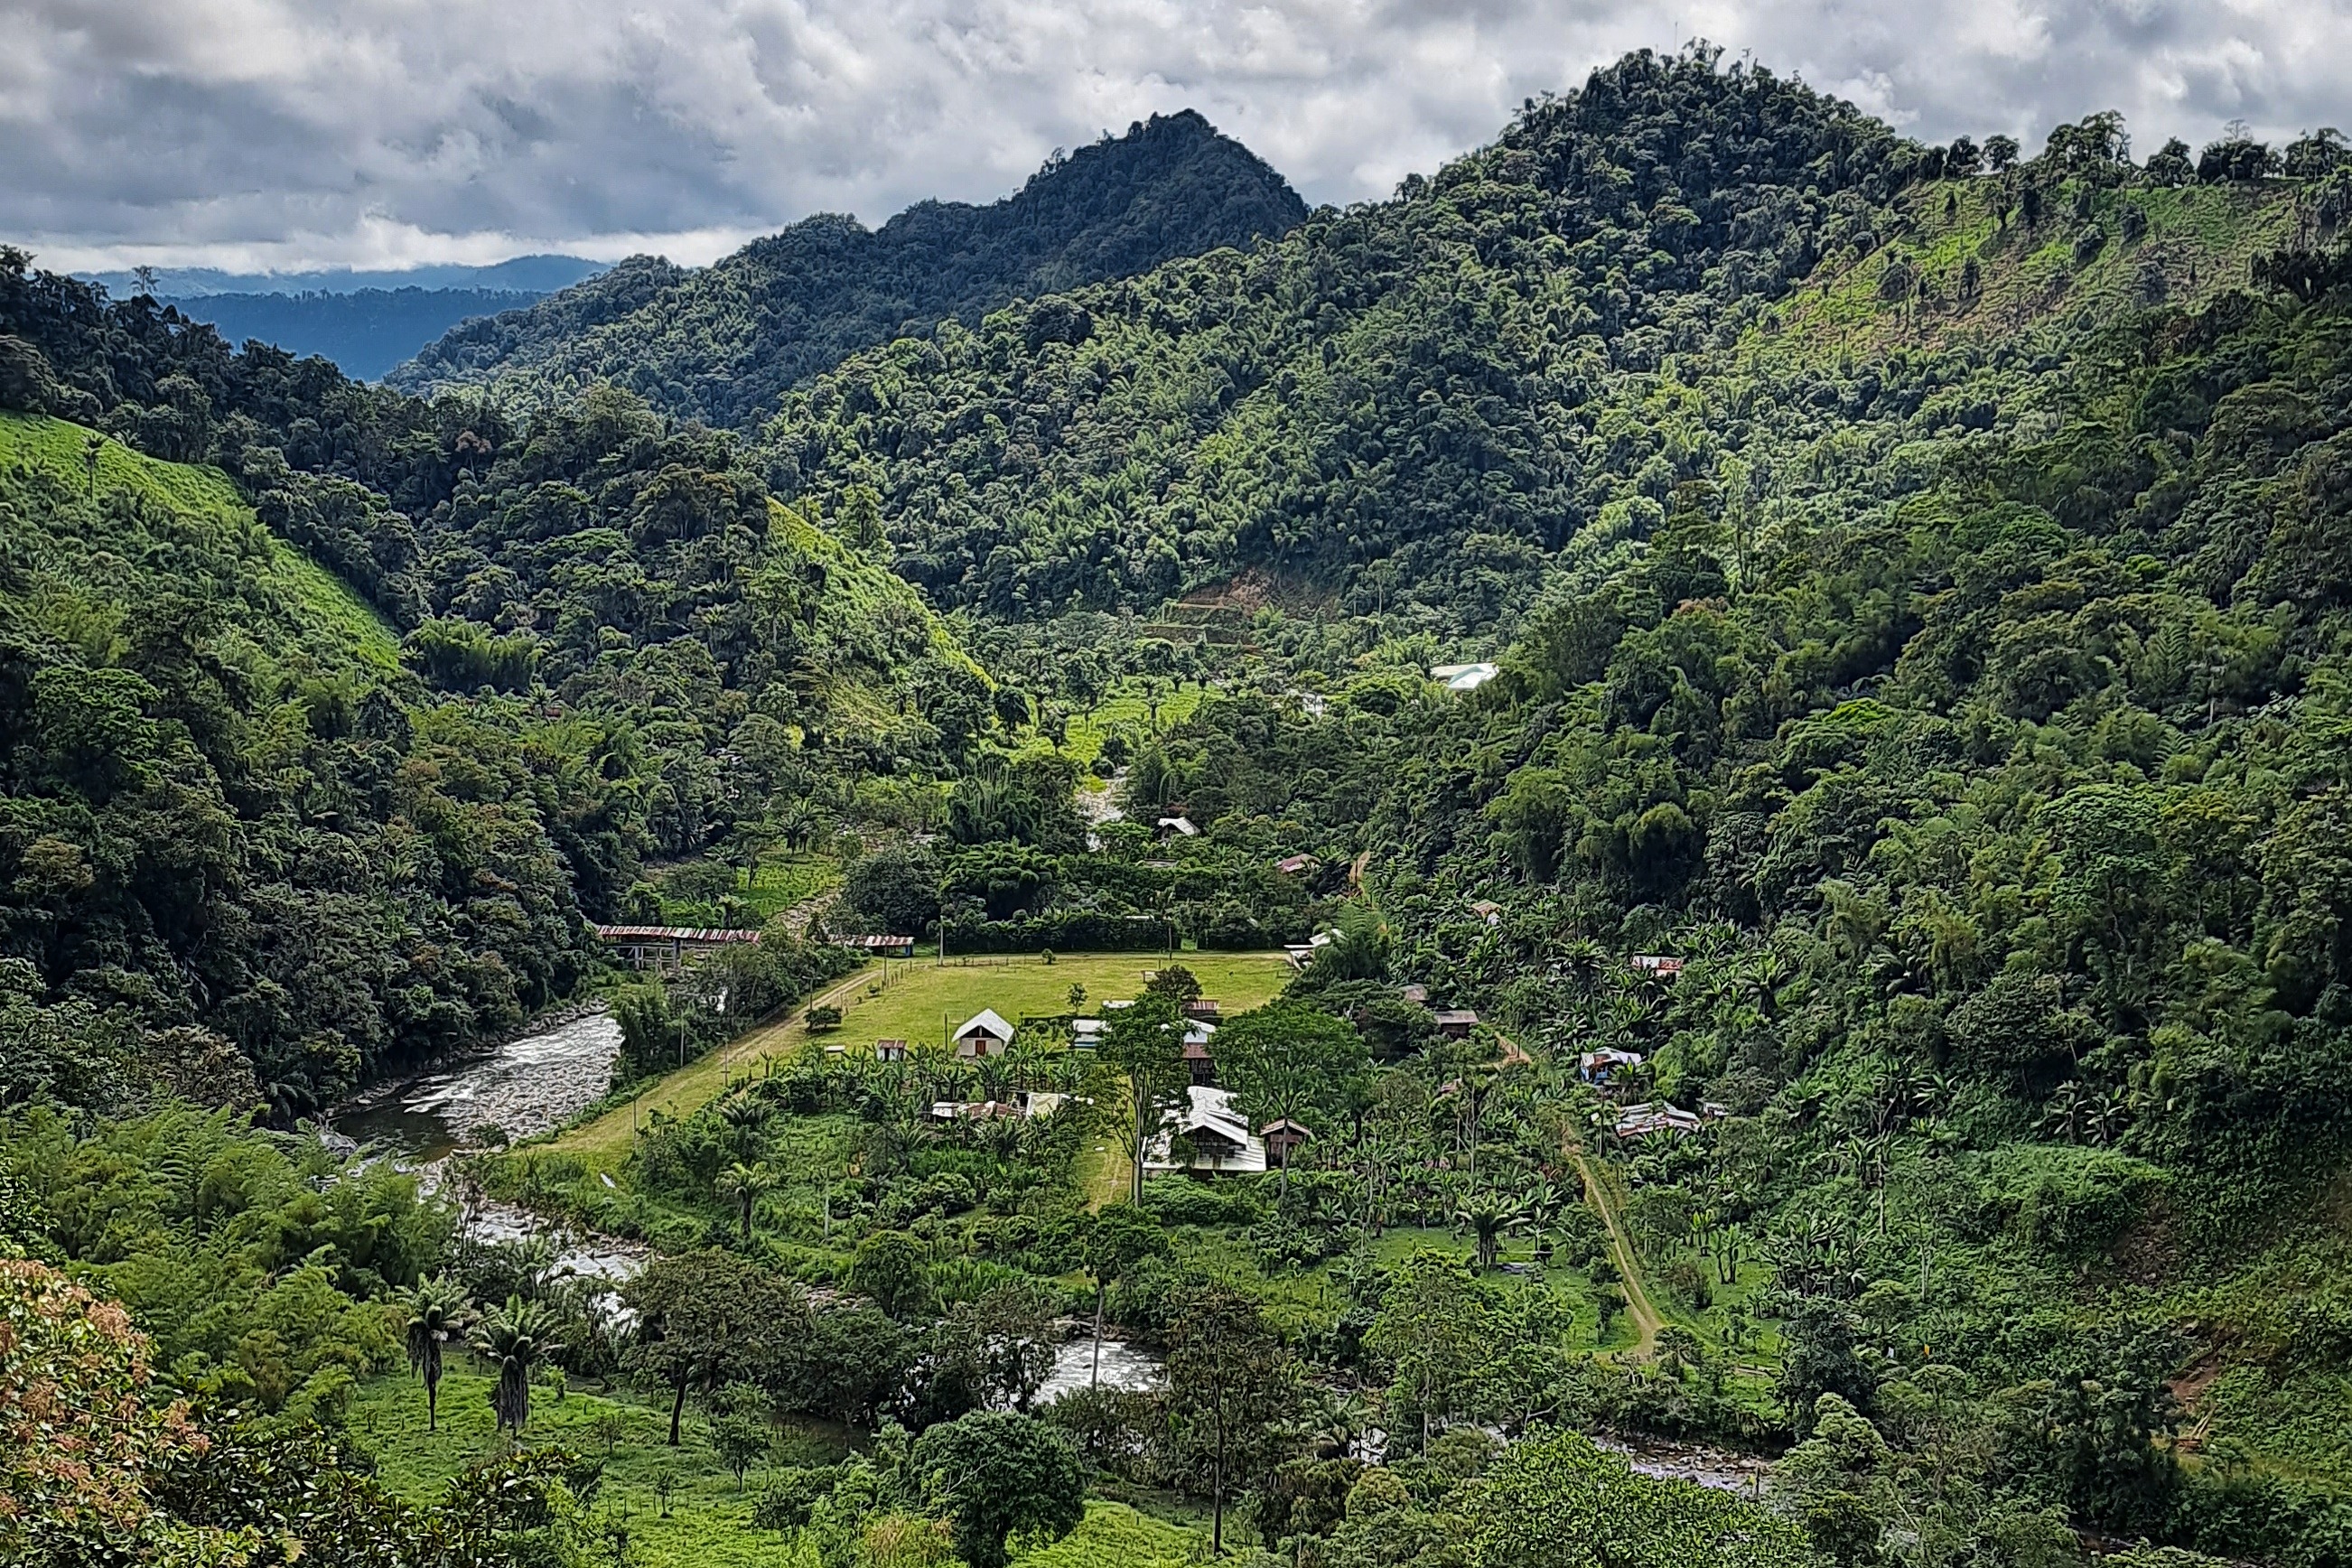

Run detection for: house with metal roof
[[1143, 1087, 1268, 1175]]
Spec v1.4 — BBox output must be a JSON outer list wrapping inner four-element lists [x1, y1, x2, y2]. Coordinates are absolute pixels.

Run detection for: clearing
[[553, 949, 1293, 1161]]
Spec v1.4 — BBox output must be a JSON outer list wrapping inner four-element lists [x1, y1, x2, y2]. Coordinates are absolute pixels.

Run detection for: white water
[[336, 1011, 622, 1158], [332, 1010, 642, 1283], [1038, 1334, 1166, 1402]]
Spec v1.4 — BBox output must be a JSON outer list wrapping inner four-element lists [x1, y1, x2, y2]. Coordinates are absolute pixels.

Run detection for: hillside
[[17, 46, 2352, 1568], [755, 53, 2307, 638], [387, 111, 1309, 427], [0, 410, 606, 1111]]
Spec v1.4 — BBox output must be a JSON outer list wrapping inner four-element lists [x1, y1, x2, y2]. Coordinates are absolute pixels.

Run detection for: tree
[[1081, 1206, 1171, 1386], [1366, 1250, 1496, 1446], [1454, 1190, 1522, 1272], [469, 1295, 565, 1435], [709, 1384, 771, 1492], [403, 1273, 470, 1432], [1985, 134, 2021, 172], [847, 1228, 936, 1320], [623, 1249, 809, 1444], [1165, 1281, 1296, 1555], [717, 1161, 776, 1243], [1143, 962, 1201, 1006], [1097, 994, 1191, 1204], [907, 1411, 1087, 1568], [1467, 1427, 1813, 1567], [1211, 1001, 1370, 1202]]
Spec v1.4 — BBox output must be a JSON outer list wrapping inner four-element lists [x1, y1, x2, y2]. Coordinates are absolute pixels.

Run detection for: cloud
[[5, 0, 2349, 272]]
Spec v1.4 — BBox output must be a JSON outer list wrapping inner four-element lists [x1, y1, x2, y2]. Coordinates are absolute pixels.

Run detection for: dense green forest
[[388, 112, 1308, 429], [10, 42, 2352, 1568]]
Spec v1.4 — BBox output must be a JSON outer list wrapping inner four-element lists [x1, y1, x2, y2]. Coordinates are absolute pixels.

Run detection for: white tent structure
[[952, 1008, 1015, 1058]]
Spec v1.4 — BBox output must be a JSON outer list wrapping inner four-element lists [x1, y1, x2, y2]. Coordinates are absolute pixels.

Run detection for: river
[[336, 1010, 623, 1159], [331, 1008, 646, 1283]]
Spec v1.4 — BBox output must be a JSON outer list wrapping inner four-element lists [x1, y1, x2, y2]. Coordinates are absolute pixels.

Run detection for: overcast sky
[[7, 0, 2351, 275]]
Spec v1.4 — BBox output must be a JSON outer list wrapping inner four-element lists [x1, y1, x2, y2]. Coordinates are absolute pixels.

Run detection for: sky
[[7, 0, 2352, 275]]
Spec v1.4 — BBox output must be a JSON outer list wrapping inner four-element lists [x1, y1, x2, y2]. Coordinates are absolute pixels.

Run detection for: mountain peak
[[387, 119, 1304, 425]]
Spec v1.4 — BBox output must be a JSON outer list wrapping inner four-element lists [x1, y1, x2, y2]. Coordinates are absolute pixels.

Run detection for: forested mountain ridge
[[163, 285, 555, 381], [0, 255, 1000, 1112], [386, 111, 1308, 428], [0, 410, 602, 1112], [755, 52, 2309, 634], [1108, 231, 2352, 1558]]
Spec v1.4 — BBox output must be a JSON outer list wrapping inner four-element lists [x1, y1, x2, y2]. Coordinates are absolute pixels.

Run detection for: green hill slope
[[0, 410, 614, 1111], [387, 111, 1308, 428], [0, 410, 400, 674], [755, 53, 2305, 639]]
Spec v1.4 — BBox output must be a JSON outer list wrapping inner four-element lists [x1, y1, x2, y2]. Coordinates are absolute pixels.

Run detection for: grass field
[[356, 1371, 1209, 1568], [552, 950, 1293, 1162], [355, 1369, 846, 1568]]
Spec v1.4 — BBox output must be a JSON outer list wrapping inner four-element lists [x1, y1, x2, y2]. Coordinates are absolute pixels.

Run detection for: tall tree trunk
[[668, 1377, 687, 1446], [1212, 1415, 1226, 1556], [1092, 1283, 1106, 1388]]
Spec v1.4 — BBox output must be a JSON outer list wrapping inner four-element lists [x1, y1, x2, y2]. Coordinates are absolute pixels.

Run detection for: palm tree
[[717, 1162, 776, 1243], [717, 1094, 766, 1149], [404, 1274, 469, 1432], [470, 1296, 565, 1435], [1455, 1191, 1520, 1272]]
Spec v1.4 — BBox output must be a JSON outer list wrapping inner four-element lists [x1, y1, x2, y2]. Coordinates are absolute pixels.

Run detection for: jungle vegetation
[[9, 42, 2352, 1568]]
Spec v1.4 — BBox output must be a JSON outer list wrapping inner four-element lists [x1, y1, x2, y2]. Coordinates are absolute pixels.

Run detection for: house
[[1470, 900, 1504, 925], [929, 1099, 1020, 1123], [1433, 1008, 1479, 1039], [1143, 1087, 1268, 1175], [1155, 815, 1199, 838], [1260, 1119, 1311, 1166], [1285, 929, 1339, 969], [593, 924, 760, 973], [1103, 998, 1134, 1011], [1186, 998, 1221, 1022], [1630, 955, 1685, 976], [1071, 1018, 1106, 1048], [951, 1009, 1015, 1059], [1182, 1020, 1218, 1086], [874, 1039, 909, 1062], [1274, 854, 1319, 876], [1578, 1047, 1644, 1083], [834, 934, 917, 957], [1430, 661, 1499, 693], [1615, 1102, 1703, 1139], [1399, 984, 1430, 1005]]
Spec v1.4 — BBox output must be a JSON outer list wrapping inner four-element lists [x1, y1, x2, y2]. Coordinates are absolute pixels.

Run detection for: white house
[[1579, 1047, 1644, 1083], [1143, 1086, 1268, 1175], [952, 1009, 1015, 1059]]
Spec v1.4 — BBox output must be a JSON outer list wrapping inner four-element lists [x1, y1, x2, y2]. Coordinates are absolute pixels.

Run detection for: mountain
[[81, 255, 609, 298], [755, 51, 2310, 634], [385, 110, 1309, 426], [157, 285, 549, 380]]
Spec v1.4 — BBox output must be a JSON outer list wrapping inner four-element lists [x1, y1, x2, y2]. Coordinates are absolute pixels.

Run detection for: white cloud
[[5, 0, 2350, 272]]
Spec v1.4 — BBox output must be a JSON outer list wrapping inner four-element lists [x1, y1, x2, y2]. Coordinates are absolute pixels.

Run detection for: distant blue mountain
[[80, 254, 608, 299], [154, 286, 563, 382]]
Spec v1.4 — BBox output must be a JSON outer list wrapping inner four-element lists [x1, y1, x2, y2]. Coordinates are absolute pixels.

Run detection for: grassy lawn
[[1009, 1500, 1203, 1566], [353, 1370, 847, 1568], [552, 950, 1293, 1162], [1012, 676, 1210, 768]]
